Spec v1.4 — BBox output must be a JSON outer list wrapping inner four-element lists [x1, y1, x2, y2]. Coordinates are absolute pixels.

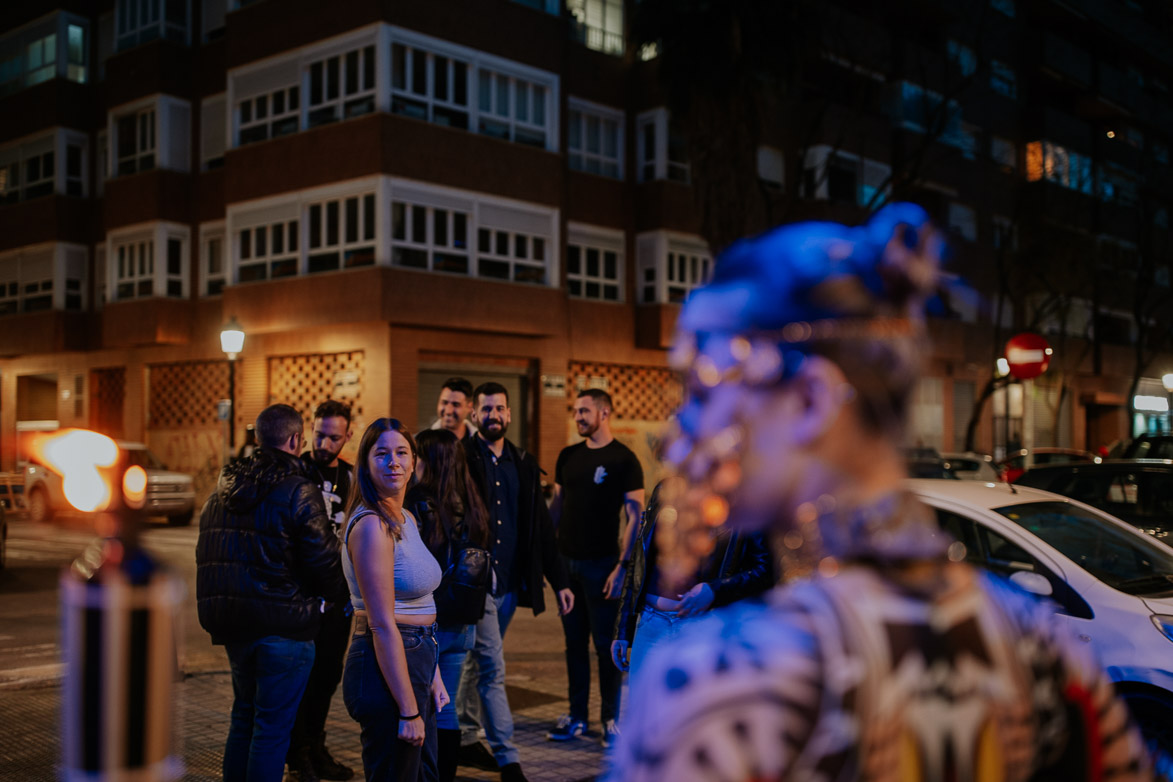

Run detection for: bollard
[[34, 430, 183, 781]]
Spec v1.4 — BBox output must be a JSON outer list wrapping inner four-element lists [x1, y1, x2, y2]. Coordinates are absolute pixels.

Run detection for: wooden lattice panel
[[268, 351, 365, 426], [567, 361, 681, 421], [90, 367, 126, 439], [148, 361, 229, 429]]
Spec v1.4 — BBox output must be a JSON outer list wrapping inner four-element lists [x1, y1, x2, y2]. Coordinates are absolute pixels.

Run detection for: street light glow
[[220, 316, 245, 359], [1163, 373, 1173, 393], [30, 429, 119, 512]]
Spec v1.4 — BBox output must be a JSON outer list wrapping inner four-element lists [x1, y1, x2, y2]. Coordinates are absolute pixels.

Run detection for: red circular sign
[[1005, 333, 1052, 380]]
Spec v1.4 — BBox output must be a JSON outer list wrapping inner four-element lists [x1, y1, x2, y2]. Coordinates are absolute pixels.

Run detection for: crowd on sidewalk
[[195, 206, 1172, 782]]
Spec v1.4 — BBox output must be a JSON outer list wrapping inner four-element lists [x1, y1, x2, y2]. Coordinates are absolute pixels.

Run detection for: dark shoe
[[600, 718, 620, 749], [310, 732, 353, 781], [284, 746, 321, 782], [499, 762, 529, 782], [458, 741, 498, 771], [546, 713, 587, 741]]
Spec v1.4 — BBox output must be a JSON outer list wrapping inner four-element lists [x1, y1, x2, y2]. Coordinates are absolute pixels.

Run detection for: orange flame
[[28, 429, 119, 512]]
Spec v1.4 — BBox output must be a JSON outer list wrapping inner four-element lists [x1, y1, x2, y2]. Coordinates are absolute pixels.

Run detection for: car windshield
[[995, 501, 1173, 595], [125, 448, 166, 470]]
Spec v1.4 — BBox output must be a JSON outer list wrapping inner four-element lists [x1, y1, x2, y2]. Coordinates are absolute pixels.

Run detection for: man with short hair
[[430, 377, 478, 440], [197, 404, 348, 782], [547, 389, 644, 748], [286, 400, 355, 781], [457, 382, 573, 782]]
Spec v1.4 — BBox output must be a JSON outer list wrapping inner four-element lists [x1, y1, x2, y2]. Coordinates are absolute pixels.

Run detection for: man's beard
[[312, 448, 339, 465], [480, 420, 508, 442], [576, 421, 597, 438]]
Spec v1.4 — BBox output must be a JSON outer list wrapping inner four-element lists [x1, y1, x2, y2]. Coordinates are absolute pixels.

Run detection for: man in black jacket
[[196, 403, 348, 782], [456, 382, 573, 782]]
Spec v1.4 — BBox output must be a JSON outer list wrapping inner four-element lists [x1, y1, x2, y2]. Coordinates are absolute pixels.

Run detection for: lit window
[[947, 40, 976, 78], [948, 202, 977, 242], [990, 60, 1017, 98], [307, 46, 376, 128], [568, 0, 624, 56], [1025, 140, 1093, 195], [239, 219, 299, 282], [306, 194, 377, 272], [802, 146, 890, 207], [391, 202, 471, 275], [991, 0, 1015, 17], [568, 100, 623, 178], [990, 136, 1016, 170], [239, 86, 300, 145]]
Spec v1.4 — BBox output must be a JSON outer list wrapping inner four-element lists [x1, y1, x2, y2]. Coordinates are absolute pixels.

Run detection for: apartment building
[[0, 0, 1170, 495]]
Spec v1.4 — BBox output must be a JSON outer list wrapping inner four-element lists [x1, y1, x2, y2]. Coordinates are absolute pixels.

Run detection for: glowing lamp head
[[220, 316, 245, 360], [31, 430, 119, 512], [122, 465, 148, 509]]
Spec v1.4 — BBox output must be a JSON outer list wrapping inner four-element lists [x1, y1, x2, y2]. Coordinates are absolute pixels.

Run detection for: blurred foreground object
[[31, 429, 183, 781]]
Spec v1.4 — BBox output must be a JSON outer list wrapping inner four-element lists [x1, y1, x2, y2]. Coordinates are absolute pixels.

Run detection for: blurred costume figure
[[606, 205, 1166, 782], [610, 477, 773, 682]]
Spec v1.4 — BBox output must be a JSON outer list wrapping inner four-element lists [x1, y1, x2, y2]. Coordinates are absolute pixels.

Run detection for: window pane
[[434, 56, 449, 101], [453, 62, 467, 105], [586, 248, 599, 277], [604, 251, 617, 279], [345, 197, 358, 243], [569, 111, 582, 151], [345, 50, 359, 95], [453, 212, 467, 248], [363, 194, 375, 241], [412, 204, 426, 243], [273, 89, 285, 115], [434, 209, 448, 246], [412, 49, 427, 95], [568, 246, 581, 274], [533, 237, 545, 260], [495, 74, 509, 116], [586, 115, 600, 153], [326, 56, 339, 100], [240, 228, 251, 259], [495, 231, 508, 255], [532, 87, 545, 127], [326, 200, 339, 245], [363, 46, 375, 91], [207, 238, 222, 274], [392, 201, 406, 240], [272, 223, 284, 255], [478, 227, 491, 253], [256, 94, 268, 119], [289, 86, 299, 110], [309, 204, 321, 247], [515, 81, 528, 122], [392, 44, 406, 91], [255, 224, 266, 256], [478, 71, 492, 112], [289, 220, 299, 251], [167, 238, 181, 275], [310, 61, 323, 105]]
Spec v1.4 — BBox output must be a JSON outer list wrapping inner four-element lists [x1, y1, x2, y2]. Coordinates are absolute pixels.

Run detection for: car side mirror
[[1009, 570, 1053, 597]]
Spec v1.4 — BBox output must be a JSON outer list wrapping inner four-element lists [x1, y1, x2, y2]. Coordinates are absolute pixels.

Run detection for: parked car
[[941, 451, 999, 481], [995, 447, 1100, 483], [902, 446, 957, 480], [1014, 460, 1173, 543], [910, 479, 1173, 748], [25, 442, 196, 526], [1124, 434, 1173, 460]]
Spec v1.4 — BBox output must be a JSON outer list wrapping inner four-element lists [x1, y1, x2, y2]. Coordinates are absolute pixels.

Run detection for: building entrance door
[[417, 366, 531, 451]]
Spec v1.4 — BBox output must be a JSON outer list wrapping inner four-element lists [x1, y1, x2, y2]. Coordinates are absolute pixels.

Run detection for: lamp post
[[220, 317, 245, 450]]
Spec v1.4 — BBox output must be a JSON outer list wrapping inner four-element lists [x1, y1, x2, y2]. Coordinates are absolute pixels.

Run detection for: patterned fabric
[[608, 561, 1161, 782]]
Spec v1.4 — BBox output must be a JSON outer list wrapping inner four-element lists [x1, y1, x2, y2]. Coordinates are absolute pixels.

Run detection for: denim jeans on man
[[343, 622, 439, 782], [435, 622, 474, 730], [223, 635, 316, 782], [628, 604, 690, 683], [456, 591, 519, 766], [560, 555, 621, 724]]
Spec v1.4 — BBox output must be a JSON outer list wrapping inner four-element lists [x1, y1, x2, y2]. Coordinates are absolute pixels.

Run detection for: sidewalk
[[0, 595, 611, 782]]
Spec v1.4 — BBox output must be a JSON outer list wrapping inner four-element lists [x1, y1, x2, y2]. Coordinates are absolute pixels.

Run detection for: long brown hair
[[346, 417, 417, 540], [413, 429, 489, 549]]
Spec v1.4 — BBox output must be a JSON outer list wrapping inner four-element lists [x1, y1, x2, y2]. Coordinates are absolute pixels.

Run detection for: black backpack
[[414, 498, 490, 625]]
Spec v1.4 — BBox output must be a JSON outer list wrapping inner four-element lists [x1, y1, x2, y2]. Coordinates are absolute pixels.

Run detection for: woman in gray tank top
[[341, 418, 444, 781]]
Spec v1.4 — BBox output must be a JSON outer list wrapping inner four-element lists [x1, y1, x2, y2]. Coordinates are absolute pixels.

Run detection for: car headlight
[[1151, 614, 1173, 644]]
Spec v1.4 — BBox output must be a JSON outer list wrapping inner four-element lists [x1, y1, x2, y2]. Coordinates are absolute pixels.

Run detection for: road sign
[[1005, 333, 1052, 380]]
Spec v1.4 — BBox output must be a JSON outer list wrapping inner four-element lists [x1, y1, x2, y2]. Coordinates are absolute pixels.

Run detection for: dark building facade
[[1, 0, 1171, 496]]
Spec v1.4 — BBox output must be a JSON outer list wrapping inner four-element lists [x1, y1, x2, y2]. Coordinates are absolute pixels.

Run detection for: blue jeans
[[561, 555, 622, 724], [456, 591, 519, 766], [223, 636, 316, 782], [435, 623, 474, 731], [629, 604, 690, 683], [343, 623, 439, 782]]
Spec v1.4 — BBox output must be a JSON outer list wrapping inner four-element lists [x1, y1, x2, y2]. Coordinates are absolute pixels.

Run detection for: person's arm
[[604, 487, 644, 599], [535, 473, 574, 615], [707, 532, 775, 609], [347, 515, 426, 746], [291, 481, 348, 603], [611, 515, 648, 671], [548, 482, 564, 527]]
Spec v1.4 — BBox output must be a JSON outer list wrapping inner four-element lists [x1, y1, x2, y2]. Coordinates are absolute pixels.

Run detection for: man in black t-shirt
[[288, 400, 354, 781], [548, 389, 644, 748]]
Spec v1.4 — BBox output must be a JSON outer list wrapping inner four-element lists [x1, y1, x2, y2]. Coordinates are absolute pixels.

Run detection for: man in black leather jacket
[[611, 478, 774, 679], [196, 403, 348, 782]]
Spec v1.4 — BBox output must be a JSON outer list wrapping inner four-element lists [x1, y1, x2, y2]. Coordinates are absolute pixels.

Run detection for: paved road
[[0, 514, 609, 781]]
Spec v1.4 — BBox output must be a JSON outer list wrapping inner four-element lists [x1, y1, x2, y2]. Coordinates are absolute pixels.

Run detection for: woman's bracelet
[[399, 712, 421, 721]]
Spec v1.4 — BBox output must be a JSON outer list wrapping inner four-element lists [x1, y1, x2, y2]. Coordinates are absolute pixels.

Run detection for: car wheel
[[167, 510, 194, 527], [1122, 689, 1173, 755], [27, 487, 53, 524]]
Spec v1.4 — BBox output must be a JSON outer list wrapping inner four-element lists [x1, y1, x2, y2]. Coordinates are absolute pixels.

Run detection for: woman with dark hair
[[607, 205, 1165, 781], [405, 429, 490, 782], [341, 418, 445, 781]]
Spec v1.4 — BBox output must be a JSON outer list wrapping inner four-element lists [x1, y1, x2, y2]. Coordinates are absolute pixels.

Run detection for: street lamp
[[220, 317, 245, 450]]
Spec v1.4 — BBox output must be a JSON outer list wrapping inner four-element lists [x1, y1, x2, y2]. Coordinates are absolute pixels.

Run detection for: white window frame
[[636, 108, 688, 183], [390, 199, 472, 275], [567, 0, 624, 56], [306, 192, 378, 273], [0, 128, 89, 202], [199, 221, 226, 295], [567, 223, 624, 302], [636, 231, 711, 305], [115, 0, 189, 51], [109, 94, 190, 177], [0, 242, 86, 314], [106, 221, 189, 302], [391, 40, 470, 129], [307, 43, 378, 128], [238, 86, 300, 144], [0, 11, 89, 96], [201, 93, 227, 169], [803, 145, 891, 207], [237, 217, 299, 282], [567, 97, 623, 179]]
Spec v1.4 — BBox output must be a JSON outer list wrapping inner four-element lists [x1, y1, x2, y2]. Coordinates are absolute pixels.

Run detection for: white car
[[940, 451, 999, 482], [909, 479, 1173, 748]]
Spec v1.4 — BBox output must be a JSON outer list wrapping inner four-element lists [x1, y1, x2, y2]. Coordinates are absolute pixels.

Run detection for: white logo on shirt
[[594, 465, 608, 484]]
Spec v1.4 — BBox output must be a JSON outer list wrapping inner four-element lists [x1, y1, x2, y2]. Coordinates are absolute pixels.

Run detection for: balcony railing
[[570, 21, 623, 57]]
